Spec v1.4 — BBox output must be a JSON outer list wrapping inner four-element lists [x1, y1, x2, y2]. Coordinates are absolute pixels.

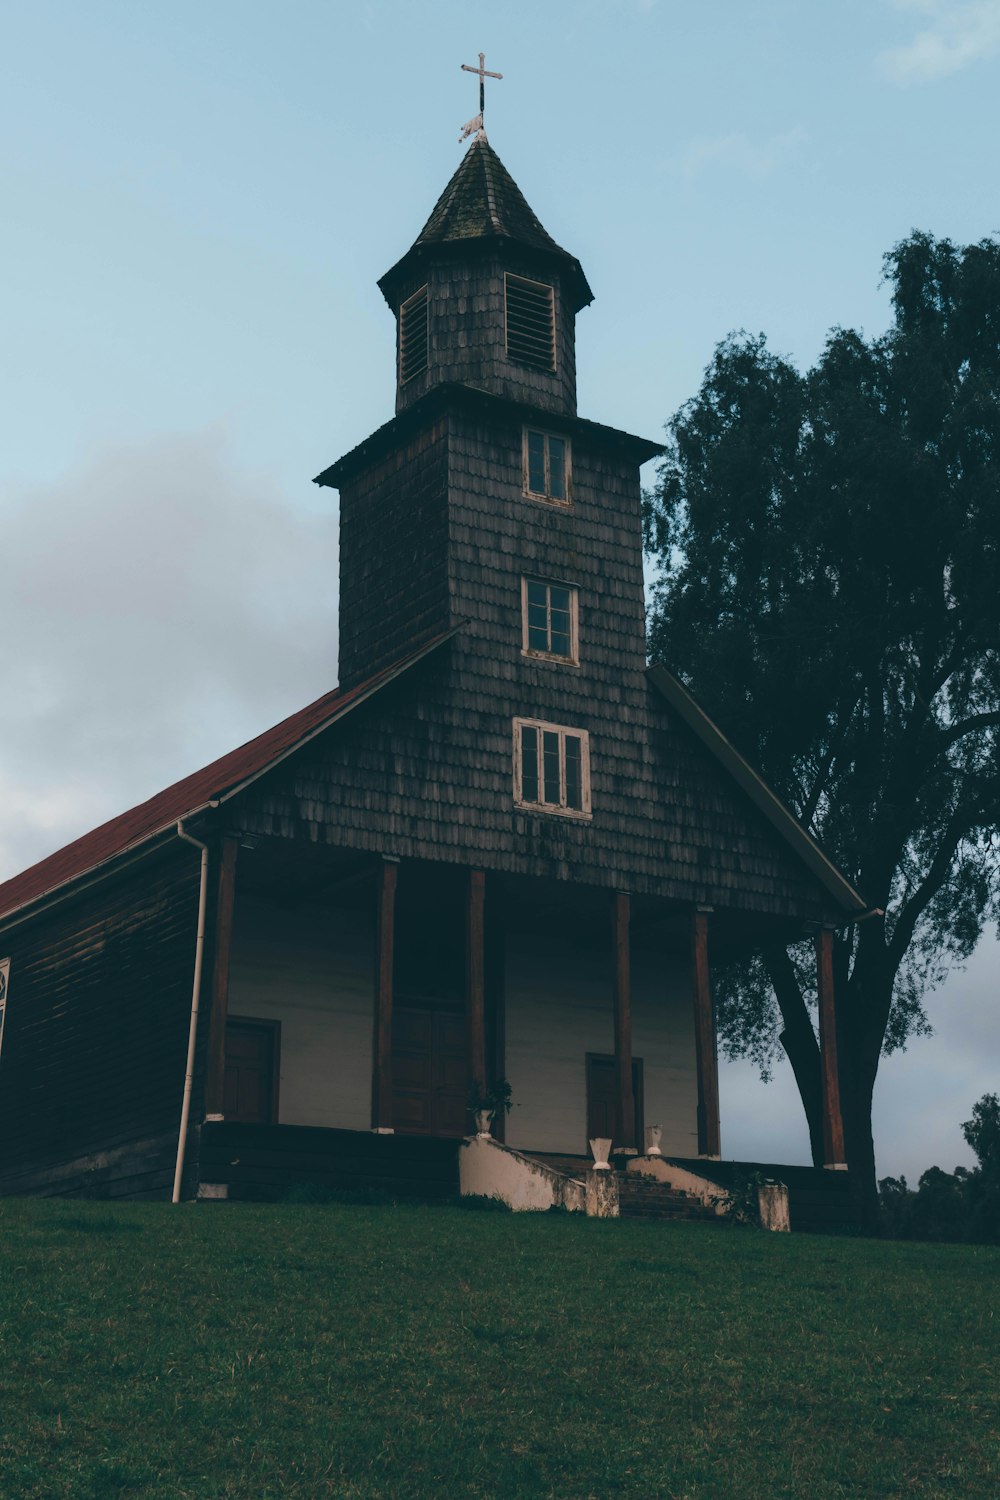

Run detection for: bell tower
[[377, 135, 592, 420]]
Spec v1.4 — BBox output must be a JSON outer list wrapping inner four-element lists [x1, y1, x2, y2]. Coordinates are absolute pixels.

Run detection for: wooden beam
[[613, 892, 636, 1153], [486, 876, 506, 1142], [816, 927, 847, 1167], [204, 834, 239, 1119], [371, 859, 398, 1132], [692, 906, 721, 1158], [466, 869, 487, 1104]]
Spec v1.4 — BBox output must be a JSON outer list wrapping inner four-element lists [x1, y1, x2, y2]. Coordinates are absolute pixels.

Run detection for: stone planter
[[644, 1124, 662, 1158], [474, 1109, 493, 1139]]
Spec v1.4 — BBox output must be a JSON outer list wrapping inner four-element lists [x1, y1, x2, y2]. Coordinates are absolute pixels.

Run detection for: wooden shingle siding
[[235, 393, 831, 918], [0, 850, 199, 1196], [393, 252, 577, 419], [338, 418, 451, 690]]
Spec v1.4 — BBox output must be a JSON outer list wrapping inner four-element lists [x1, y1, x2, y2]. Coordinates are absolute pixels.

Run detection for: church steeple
[[378, 137, 592, 417]]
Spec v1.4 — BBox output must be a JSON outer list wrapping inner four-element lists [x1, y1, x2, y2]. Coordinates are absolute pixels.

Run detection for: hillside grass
[[0, 1200, 996, 1500]]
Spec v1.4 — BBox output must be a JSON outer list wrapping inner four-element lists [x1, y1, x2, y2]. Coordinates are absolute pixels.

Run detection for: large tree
[[644, 233, 1000, 1226]]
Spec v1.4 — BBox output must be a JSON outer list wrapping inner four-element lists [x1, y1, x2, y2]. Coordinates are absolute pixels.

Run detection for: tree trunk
[[764, 947, 825, 1168]]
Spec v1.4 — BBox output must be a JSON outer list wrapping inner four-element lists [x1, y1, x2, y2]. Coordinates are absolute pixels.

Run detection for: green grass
[[0, 1201, 996, 1499]]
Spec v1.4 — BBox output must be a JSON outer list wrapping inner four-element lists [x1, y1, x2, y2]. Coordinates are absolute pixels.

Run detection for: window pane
[[527, 609, 549, 652], [542, 731, 561, 805], [550, 625, 571, 658], [564, 736, 583, 810], [520, 726, 538, 803], [527, 431, 546, 493], [547, 436, 566, 500]]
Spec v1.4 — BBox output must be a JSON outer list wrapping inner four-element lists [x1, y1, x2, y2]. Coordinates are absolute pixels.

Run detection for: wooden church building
[[0, 130, 867, 1210]]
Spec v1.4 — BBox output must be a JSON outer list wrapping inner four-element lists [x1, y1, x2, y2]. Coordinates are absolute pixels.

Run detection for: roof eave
[[647, 663, 868, 917]]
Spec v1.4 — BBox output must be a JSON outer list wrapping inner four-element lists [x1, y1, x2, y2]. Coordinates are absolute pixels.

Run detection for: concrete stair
[[617, 1172, 721, 1223]]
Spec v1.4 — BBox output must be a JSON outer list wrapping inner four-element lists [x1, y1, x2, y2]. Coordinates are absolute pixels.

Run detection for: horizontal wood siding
[[394, 251, 576, 419], [503, 922, 697, 1157], [227, 891, 375, 1131], [0, 850, 199, 1195]]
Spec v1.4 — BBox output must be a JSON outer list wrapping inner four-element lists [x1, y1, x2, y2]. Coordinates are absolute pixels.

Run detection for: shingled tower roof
[[378, 136, 593, 312]]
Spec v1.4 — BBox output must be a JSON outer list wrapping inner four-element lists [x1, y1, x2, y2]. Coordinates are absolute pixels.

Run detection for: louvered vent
[[505, 274, 555, 372], [399, 286, 428, 384]]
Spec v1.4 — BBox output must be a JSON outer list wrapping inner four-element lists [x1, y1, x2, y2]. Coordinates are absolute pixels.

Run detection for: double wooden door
[[391, 1006, 467, 1136], [586, 1053, 643, 1152]]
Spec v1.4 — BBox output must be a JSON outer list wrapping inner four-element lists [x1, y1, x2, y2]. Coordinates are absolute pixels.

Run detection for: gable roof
[[0, 631, 457, 932], [378, 137, 593, 312], [647, 664, 868, 916]]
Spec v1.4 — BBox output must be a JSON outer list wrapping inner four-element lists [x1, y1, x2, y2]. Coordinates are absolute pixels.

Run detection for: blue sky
[[2, 0, 998, 1180]]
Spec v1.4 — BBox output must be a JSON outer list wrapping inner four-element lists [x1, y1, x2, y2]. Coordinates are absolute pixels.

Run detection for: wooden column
[[816, 927, 847, 1168], [371, 858, 398, 1133], [466, 869, 487, 1101], [613, 892, 636, 1154], [691, 905, 721, 1158], [204, 834, 239, 1119]]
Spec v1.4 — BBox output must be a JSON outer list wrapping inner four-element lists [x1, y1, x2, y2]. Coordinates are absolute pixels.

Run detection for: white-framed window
[[523, 427, 570, 504], [505, 273, 556, 371], [399, 285, 428, 384], [521, 577, 579, 664], [513, 719, 591, 817]]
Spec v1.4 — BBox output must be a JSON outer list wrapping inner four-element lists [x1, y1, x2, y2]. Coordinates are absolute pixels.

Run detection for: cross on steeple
[[459, 51, 502, 142]]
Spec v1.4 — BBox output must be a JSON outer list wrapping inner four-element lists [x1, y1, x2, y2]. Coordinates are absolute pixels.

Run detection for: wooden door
[[224, 1018, 280, 1125], [391, 1006, 467, 1136], [586, 1053, 643, 1151]]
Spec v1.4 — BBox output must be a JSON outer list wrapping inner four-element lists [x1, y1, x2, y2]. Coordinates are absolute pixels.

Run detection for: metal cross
[[461, 51, 502, 122]]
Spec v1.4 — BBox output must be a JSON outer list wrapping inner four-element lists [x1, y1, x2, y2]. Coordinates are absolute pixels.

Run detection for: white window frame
[[522, 426, 571, 505], [521, 577, 580, 666], [513, 718, 592, 819]]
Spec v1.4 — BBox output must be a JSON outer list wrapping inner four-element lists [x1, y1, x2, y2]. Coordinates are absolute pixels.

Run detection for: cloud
[[881, 0, 1000, 82], [1, 428, 339, 879], [671, 125, 807, 181]]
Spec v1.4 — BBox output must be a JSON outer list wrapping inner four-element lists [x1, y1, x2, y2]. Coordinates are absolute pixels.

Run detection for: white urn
[[474, 1109, 493, 1139], [589, 1137, 613, 1171], [645, 1125, 663, 1158]]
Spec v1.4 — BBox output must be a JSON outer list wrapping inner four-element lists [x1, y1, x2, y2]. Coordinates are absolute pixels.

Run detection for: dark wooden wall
[[247, 398, 830, 921], [392, 249, 577, 420], [338, 416, 451, 690], [0, 849, 200, 1197]]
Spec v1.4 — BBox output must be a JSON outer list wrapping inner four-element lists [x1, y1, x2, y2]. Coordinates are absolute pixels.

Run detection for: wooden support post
[[691, 906, 721, 1158], [466, 869, 487, 1102], [816, 927, 847, 1168], [613, 892, 636, 1154], [371, 858, 398, 1133], [204, 834, 239, 1119]]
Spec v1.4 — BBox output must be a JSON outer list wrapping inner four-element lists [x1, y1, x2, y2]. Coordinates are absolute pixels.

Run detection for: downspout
[[172, 815, 215, 1203]]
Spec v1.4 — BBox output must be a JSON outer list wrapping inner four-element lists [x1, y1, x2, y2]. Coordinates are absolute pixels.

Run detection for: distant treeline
[[879, 1094, 999, 1244]]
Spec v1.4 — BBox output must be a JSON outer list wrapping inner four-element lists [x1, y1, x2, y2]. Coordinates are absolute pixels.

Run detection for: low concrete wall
[[459, 1137, 585, 1212]]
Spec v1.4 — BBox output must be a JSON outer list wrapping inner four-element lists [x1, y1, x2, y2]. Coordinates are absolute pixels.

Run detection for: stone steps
[[617, 1175, 721, 1223]]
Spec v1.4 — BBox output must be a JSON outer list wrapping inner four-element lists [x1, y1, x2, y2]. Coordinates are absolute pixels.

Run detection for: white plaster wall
[[504, 928, 698, 1157], [228, 892, 374, 1130]]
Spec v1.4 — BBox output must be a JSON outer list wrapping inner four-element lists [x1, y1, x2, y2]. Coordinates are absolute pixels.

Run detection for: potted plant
[[467, 1077, 513, 1138]]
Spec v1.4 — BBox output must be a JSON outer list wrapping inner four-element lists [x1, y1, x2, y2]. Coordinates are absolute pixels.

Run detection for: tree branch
[[936, 711, 1000, 752]]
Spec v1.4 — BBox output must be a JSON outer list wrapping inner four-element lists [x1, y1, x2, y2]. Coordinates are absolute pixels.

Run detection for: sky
[[2, 0, 997, 1182]]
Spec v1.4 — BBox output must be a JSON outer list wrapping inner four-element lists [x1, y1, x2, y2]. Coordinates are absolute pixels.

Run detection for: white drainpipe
[[172, 818, 213, 1203]]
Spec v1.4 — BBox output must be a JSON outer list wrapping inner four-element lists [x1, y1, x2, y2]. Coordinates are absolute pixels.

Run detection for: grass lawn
[[0, 1200, 996, 1499]]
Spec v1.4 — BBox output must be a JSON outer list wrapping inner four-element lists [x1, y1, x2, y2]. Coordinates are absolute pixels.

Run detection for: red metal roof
[[0, 633, 455, 929]]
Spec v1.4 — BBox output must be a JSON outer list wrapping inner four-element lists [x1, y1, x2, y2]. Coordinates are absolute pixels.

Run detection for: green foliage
[[644, 231, 1000, 1198], [0, 1199, 996, 1498], [718, 1168, 766, 1226], [879, 1094, 1000, 1244], [467, 1076, 513, 1116]]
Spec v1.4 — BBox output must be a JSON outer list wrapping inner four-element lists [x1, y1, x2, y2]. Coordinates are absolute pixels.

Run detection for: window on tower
[[505, 273, 556, 371], [513, 718, 591, 817], [399, 286, 428, 384], [522, 578, 579, 664], [523, 428, 570, 504]]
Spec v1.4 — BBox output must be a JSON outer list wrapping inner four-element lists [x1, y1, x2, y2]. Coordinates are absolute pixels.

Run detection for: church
[[0, 110, 867, 1223]]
